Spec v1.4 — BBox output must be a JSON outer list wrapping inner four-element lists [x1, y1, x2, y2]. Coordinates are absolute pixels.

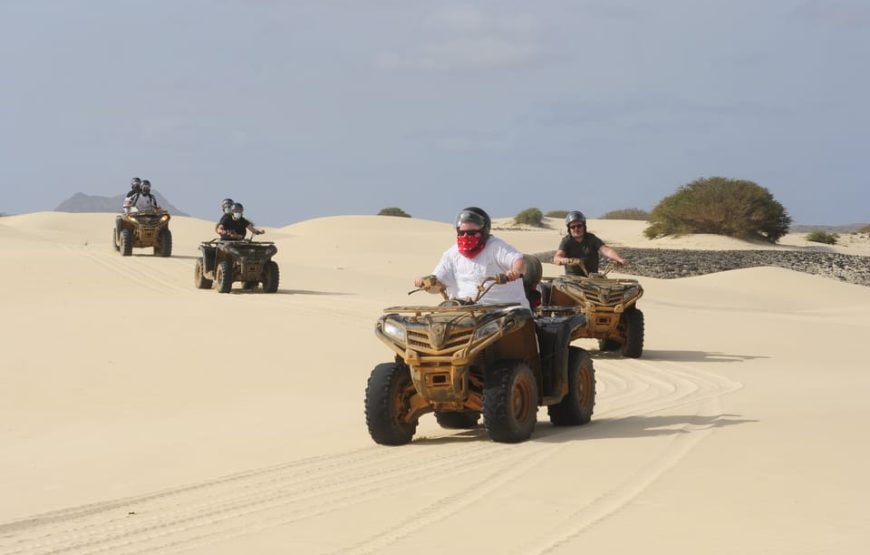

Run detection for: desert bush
[[377, 207, 411, 218], [806, 230, 839, 245], [514, 207, 544, 227], [600, 208, 649, 220], [545, 210, 568, 219], [643, 177, 791, 243], [858, 224, 870, 234]]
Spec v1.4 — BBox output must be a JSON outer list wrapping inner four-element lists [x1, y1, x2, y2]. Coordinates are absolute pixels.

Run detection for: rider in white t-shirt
[[415, 207, 529, 309]]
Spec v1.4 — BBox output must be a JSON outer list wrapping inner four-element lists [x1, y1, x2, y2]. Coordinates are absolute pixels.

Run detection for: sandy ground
[[1, 213, 869, 554]]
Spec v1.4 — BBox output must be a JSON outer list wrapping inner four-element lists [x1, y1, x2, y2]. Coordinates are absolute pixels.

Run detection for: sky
[[1, 0, 868, 226]]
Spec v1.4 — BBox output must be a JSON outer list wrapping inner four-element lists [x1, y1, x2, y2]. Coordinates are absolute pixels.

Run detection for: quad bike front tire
[[112, 229, 120, 252], [262, 261, 279, 293], [194, 259, 213, 289], [483, 361, 538, 443], [365, 362, 418, 445], [548, 347, 596, 426], [620, 308, 644, 358], [119, 229, 133, 256], [155, 229, 172, 257], [216, 260, 233, 293], [435, 411, 480, 429]]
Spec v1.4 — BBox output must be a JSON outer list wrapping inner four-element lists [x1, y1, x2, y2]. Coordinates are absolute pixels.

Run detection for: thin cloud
[[379, 6, 539, 71]]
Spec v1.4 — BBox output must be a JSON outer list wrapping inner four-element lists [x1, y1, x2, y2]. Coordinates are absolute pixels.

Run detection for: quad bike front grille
[[406, 326, 474, 355]]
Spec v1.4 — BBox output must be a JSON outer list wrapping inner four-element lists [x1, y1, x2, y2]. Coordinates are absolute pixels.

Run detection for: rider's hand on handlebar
[[505, 270, 522, 282]]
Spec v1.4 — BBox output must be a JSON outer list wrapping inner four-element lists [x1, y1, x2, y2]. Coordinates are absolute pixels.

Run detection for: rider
[[553, 210, 626, 276], [215, 198, 235, 234], [217, 202, 265, 240], [123, 179, 160, 213], [125, 177, 142, 200], [414, 207, 529, 309]]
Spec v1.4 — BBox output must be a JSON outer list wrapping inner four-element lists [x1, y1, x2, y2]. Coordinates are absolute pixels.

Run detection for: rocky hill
[[55, 192, 189, 216]]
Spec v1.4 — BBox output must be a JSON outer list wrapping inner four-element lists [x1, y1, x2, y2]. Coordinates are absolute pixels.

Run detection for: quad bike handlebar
[[408, 273, 520, 304], [564, 258, 624, 277]]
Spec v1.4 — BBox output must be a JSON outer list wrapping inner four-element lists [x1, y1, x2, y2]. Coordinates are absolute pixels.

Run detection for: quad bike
[[113, 210, 172, 257], [365, 267, 595, 445], [194, 233, 279, 293], [541, 260, 644, 358]]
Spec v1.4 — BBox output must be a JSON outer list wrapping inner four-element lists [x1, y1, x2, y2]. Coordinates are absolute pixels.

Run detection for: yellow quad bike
[[113, 210, 172, 257], [365, 273, 595, 445], [541, 259, 644, 358], [194, 235, 279, 294]]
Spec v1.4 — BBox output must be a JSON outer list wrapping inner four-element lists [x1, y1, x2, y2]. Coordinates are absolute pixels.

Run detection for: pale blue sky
[[2, 0, 868, 226]]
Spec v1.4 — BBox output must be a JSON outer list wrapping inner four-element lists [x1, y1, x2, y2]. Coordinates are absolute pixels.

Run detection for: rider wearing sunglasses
[[414, 206, 529, 309], [553, 210, 626, 276]]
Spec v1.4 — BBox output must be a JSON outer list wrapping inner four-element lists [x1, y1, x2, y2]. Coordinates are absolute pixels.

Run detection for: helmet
[[141, 180, 151, 194], [130, 177, 141, 187], [565, 210, 586, 227], [231, 203, 244, 220], [455, 206, 491, 238], [221, 198, 234, 214]]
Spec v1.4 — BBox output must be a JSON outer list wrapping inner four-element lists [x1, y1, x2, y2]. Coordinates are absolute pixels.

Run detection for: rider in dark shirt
[[217, 203, 264, 240], [553, 211, 625, 276]]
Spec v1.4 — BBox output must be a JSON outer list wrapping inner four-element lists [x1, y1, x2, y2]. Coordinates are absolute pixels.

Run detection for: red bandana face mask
[[457, 233, 484, 258]]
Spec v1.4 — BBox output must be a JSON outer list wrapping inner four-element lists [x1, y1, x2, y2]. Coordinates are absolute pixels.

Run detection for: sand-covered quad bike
[[194, 235, 279, 294], [113, 210, 172, 257], [365, 271, 596, 445], [541, 260, 645, 358]]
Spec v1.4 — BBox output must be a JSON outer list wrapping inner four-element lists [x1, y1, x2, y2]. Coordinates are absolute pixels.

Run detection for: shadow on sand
[[592, 349, 768, 364], [411, 413, 756, 445]]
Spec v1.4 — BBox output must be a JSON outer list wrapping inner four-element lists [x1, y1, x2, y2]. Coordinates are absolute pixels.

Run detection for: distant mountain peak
[[55, 192, 189, 216]]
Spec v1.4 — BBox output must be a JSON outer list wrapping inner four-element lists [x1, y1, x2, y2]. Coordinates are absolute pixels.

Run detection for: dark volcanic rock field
[[534, 248, 870, 287]]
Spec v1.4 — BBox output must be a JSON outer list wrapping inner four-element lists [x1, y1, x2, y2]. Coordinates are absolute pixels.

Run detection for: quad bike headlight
[[622, 286, 638, 300], [382, 320, 406, 344], [472, 319, 502, 341], [160, 214, 169, 222]]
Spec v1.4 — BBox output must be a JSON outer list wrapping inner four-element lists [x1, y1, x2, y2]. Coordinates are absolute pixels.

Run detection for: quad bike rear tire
[[620, 308, 644, 358], [483, 361, 538, 443], [435, 411, 480, 429], [262, 261, 279, 293], [365, 362, 418, 445], [216, 260, 233, 293], [194, 259, 213, 289], [120, 229, 133, 256], [548, 347, 596, 426], [155, 229, 172, 257]]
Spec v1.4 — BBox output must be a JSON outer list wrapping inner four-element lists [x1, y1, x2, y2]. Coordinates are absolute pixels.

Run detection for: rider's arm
[[247, 223, 264, 235], [506, 255, 525, 281], [599, 245, 626, 265], [553, 249, 569, 266]]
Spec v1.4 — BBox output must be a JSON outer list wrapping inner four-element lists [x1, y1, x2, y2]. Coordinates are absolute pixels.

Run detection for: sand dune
[[1, 212, 868, 554]]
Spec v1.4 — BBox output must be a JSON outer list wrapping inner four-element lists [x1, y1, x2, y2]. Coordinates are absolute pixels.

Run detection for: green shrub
[[514, 207, 544, 227], [545, 210, 568, 219], [600, 208, 650, 220], [806, 230, 839, 245], [377, 207, 411, 218], [644, 177, 791, 243]]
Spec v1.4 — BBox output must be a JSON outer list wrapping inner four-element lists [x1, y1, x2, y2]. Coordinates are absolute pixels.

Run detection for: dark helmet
[[221, 198, 234, 208], [141, 179, 151, 194], [565, 210, 586, 228], [456, 206, 491, 233], [231, 202, 244, 214], [130, 177, 141, 187]]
